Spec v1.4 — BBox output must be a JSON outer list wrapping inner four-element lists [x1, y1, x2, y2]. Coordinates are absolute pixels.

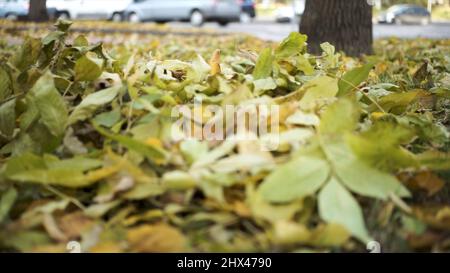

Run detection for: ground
[[0, 20, 449, 253]]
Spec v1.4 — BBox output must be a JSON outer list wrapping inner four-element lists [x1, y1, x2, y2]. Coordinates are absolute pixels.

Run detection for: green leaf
[[12, 37, 42, 71], [259, 156, 330, 203], [319, 98, 360, 135], [74, 52, 104, 81], [19, 97, 39, 132], [73, 35, 89, 47], [0, 99, 16, 141], [0, 231, 52, 252], [68, 85, 121, 125], [31, 73, 68, 137], [84, 201, 121, 218], [404, 113, 449, 147], [346, 121, 418, 171], [27, 122, 61, 154], [7, 163, 123, 189], [297, 55, 314, 75], [320, 42, 339, 68], [55, 19, 72, 31], [323, 140, 410, 200], [338, 62, 374, 97], [180, 139, 208, 165], [2, 153, 46, 178], [94, 124, 168, 164], [376, 90, 425, 114], [45, 156, 103, 172], [9, 169, 89, 188], [275, 32, 307, 59], [93, 109, 121, 128], [0, 66, 12, 101], [42, 31, 65, 46], [253, 77, 277, 94], [253, 48, 274, 80], [0, 187, 18, 223], [4, 153, 119, 188], [319, 178, 371, 243], [123, 183, 165, 200], [299, 76, 339, 108], [416, 151, 450, 171], [191, 54, 211, 82]]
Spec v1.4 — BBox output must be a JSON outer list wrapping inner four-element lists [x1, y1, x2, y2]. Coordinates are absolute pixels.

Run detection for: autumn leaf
[[127, 224, 186, 252], [209, 49, 221, 76]]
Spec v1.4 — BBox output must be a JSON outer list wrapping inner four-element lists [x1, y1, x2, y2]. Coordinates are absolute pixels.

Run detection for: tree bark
[[28, 0, 48, 22], [299, 0, 373, 56]]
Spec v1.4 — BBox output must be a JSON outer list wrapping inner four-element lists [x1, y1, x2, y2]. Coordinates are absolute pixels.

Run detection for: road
[[170, 21, 450, 42], [2, 20, 448, 45]]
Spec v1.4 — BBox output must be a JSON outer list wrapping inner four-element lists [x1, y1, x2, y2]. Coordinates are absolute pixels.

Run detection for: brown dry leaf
[[127, 223, 186, 252], [231, 201, 252, 218], [413, 206, 450, 231], [402, 171, 445, 196], [407, 232, 443, 250], [57, 211, 96, 239]]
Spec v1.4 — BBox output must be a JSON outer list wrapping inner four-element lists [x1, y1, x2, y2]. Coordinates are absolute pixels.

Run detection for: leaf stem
[[44, 185, 86, 211]]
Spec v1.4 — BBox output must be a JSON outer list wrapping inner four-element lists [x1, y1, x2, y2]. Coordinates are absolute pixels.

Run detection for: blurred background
[[0, 0, 449, 41]]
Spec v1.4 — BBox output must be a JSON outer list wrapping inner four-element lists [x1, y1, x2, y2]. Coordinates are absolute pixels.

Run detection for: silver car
[[0, 0, 28, 20], [378, 5, 431, 25], [124, 0, 241, 26]]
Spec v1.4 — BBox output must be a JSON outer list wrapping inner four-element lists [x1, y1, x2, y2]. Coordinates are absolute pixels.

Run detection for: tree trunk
[[299, 0, 373, 56], [28, 0, 48, 22]]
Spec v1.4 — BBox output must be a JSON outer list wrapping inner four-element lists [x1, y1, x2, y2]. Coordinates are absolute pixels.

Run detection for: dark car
[[239, 0, 255, 23], [378, 4, 431, 25]]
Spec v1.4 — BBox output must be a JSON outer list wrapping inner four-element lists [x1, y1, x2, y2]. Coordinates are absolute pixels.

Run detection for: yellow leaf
[[413, 206, 450, 231], [209, 49, 221, 76], [31, 244, 67, 253], [272, 221, 311, 245], [144, 137, 163, 148], [309, 223, 351, 247], [371, 112, 386, 120], [85, 163, 123, 183], [106, 149, 156, 184], [90, 242, 124, 253], [127, 223, 186, 252]]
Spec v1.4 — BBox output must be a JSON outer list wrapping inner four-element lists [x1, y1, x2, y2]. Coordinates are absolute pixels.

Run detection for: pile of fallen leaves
[[0, 20, 449, 253]]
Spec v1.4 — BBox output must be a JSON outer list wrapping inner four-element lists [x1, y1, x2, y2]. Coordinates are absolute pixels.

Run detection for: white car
[[275, 0, 305, 23], [47, 0, 132, 21]]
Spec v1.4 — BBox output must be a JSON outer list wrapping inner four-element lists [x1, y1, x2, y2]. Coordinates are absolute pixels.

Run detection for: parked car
[[275, 6, 296, 23], [275, 0, 304, 23], [124, 0, 241, 27], [0, 0, 56, 20], [0, 0, 28, 20], [378, 5, 431, 25], [239, 0, 256, 23], [47, 0, 133, 21]]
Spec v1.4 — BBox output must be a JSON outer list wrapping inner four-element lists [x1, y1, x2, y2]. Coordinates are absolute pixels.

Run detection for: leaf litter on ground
[[0, 20, 449, 253]]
